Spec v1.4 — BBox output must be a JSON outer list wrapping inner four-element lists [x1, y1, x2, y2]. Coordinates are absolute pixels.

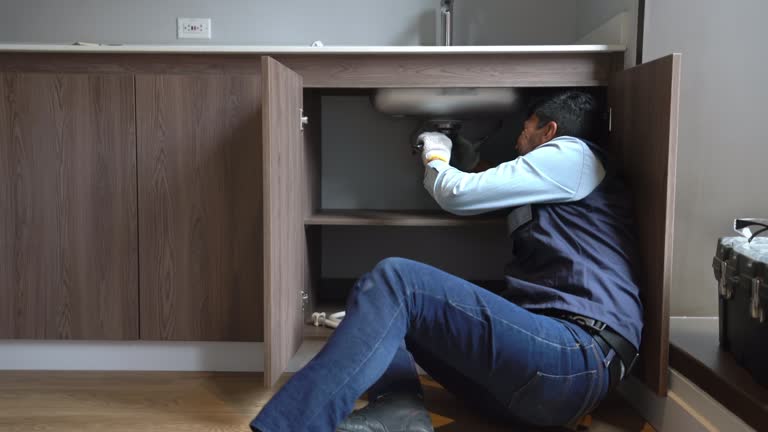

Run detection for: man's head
[[515, 91, 599, 155]]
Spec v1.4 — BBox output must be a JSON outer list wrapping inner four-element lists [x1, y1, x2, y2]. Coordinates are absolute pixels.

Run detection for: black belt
[[595, 333, 625, 389], [539, 310, 639, 388]]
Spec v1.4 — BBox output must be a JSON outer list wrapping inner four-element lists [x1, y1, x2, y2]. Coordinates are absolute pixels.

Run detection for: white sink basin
[[372, 87, 519, 118]]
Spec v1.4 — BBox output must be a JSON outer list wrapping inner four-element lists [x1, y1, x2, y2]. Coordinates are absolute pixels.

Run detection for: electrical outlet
[[177, 18, 211, 39]]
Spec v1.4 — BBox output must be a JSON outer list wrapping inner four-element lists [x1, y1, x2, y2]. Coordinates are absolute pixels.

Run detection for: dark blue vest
[[500, 139, 643, 349]]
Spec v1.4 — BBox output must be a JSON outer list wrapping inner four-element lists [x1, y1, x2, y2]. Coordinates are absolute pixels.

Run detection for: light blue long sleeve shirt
[[423, 136, 606, 216]]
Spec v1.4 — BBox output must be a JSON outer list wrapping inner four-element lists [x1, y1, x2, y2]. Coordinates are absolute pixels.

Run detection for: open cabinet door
[[609, 54, 681, 396], [262, 56, 305, 387]]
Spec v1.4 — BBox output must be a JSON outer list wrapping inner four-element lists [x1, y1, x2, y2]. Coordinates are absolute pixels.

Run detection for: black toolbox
[[713, 219, 768, 387]]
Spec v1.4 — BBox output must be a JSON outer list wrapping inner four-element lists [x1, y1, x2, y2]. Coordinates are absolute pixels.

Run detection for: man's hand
[[418, 132, 452, 166]]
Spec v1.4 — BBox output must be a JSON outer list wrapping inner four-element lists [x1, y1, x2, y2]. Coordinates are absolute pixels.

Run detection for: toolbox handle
[[734, 218, 768, 243]]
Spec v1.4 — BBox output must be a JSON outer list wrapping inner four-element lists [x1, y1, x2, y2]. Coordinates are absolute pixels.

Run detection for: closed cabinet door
[[609, 53, 682, 396], [0, 73, 138, 339], [135, 74, 263, 341]]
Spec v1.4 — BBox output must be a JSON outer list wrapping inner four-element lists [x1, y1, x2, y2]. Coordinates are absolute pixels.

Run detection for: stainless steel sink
[[371, 87, 519, 118], [371, 2, 518, 119]]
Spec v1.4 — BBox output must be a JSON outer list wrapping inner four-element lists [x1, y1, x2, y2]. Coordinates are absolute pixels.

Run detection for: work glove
[[417, 131, 452, 166], [450, 134, 482, 172]]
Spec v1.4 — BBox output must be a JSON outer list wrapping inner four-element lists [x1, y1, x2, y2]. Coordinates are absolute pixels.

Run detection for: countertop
[[0, 43, 626, 55]]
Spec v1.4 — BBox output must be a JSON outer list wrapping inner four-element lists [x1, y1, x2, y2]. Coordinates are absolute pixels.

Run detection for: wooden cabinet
[[0, 56, 266, 344], [261, 58, 307, 378], [135, 74, 264, 341], [0, 49, 680, 397], [0, 73, 138, 339], [261, 53, 681, 397], [609, 54, 682, 395]]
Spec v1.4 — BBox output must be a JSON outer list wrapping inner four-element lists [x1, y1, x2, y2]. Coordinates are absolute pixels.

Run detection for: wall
[[0, 0, 437, 46], [573, 0, 635, 42], [643, 0, 768, 316], [574, 0, 637, 66], [0, 0, 628, 46]]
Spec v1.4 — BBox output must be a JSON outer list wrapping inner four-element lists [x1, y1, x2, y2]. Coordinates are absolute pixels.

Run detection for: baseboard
[[618, 368, 754, 431], [0, 339, 431, 377], [0, 340, 328, 373], [667, 369, 754, 431]]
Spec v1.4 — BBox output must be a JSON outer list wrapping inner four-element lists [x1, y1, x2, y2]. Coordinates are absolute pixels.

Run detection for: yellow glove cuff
[[427, 155, 449, 163]]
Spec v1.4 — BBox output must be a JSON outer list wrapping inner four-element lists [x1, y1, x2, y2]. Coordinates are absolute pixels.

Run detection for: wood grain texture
[[275, 52, 623, 88], [0, 53, 263, 75], [302, 91, 323, 329], [0, 52, 623, 87], [0, 372, 643, 432], [609, 54, 681, 396], [302, 90, 321, 219], [262, 57, 305, 386], [0, 73, 138, 339], [0, 371, 267, 432], [0, 371, 646, 432], [136, 74, 263, 341], [305, 210, 506, 227]]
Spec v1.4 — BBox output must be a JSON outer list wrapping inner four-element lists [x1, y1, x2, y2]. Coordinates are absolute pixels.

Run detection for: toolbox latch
[[718, 259, 733, 299], [750, 278, 765, 323]]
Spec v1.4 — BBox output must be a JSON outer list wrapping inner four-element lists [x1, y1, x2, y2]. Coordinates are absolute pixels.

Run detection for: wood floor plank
[[0, 372, 645, 431]]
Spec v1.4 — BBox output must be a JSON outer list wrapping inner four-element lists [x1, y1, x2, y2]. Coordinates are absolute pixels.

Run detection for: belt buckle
[[625, 351, 639, 375], [572, 315, 607, 334]]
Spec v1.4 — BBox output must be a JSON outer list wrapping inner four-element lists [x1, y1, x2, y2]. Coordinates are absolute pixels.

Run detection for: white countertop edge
[[0, 44, 626, 55]]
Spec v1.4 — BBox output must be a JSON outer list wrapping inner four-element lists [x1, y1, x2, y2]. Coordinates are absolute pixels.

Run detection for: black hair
[[527, 91, 602, 141]]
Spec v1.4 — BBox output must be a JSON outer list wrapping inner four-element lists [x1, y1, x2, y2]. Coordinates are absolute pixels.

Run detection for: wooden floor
[[0, 372, 648, 431]]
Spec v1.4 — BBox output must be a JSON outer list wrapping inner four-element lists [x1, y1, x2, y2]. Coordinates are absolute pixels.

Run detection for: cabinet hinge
[[300, 108, 309, 131]]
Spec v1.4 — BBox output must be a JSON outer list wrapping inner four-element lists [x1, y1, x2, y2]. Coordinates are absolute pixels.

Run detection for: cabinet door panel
[[262, 57, 305, 386], [0, 73, 138, 339], [609, 54, 681, 396], [136, 74, 263, 341]]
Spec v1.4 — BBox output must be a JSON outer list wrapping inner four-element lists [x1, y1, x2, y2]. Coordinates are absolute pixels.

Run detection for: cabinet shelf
[[305, 210, 505, 227], [304, 301, 346, 340], [304, 324, 335, 340]]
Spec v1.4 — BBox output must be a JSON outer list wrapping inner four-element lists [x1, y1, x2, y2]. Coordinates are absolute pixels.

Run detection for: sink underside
[[372, 87, 519, 118]]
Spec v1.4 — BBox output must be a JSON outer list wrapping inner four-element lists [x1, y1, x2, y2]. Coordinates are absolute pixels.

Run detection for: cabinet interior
[[301, 86, 608, 335]]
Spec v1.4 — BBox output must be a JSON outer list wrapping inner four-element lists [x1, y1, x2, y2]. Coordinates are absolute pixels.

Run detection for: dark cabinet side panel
[[609, 54, 681, 396]]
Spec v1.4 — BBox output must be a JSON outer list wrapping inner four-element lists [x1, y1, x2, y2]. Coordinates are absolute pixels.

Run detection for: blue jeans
[[251, 258, 610, 432]]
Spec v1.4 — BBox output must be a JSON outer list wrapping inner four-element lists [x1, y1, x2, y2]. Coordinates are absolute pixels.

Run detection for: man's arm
[[467, 159, 495, 173], [423, 136, 606, 216]]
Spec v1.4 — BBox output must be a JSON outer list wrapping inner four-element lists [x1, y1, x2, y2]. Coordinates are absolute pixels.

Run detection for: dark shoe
[[336, 393, 434, 432]]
